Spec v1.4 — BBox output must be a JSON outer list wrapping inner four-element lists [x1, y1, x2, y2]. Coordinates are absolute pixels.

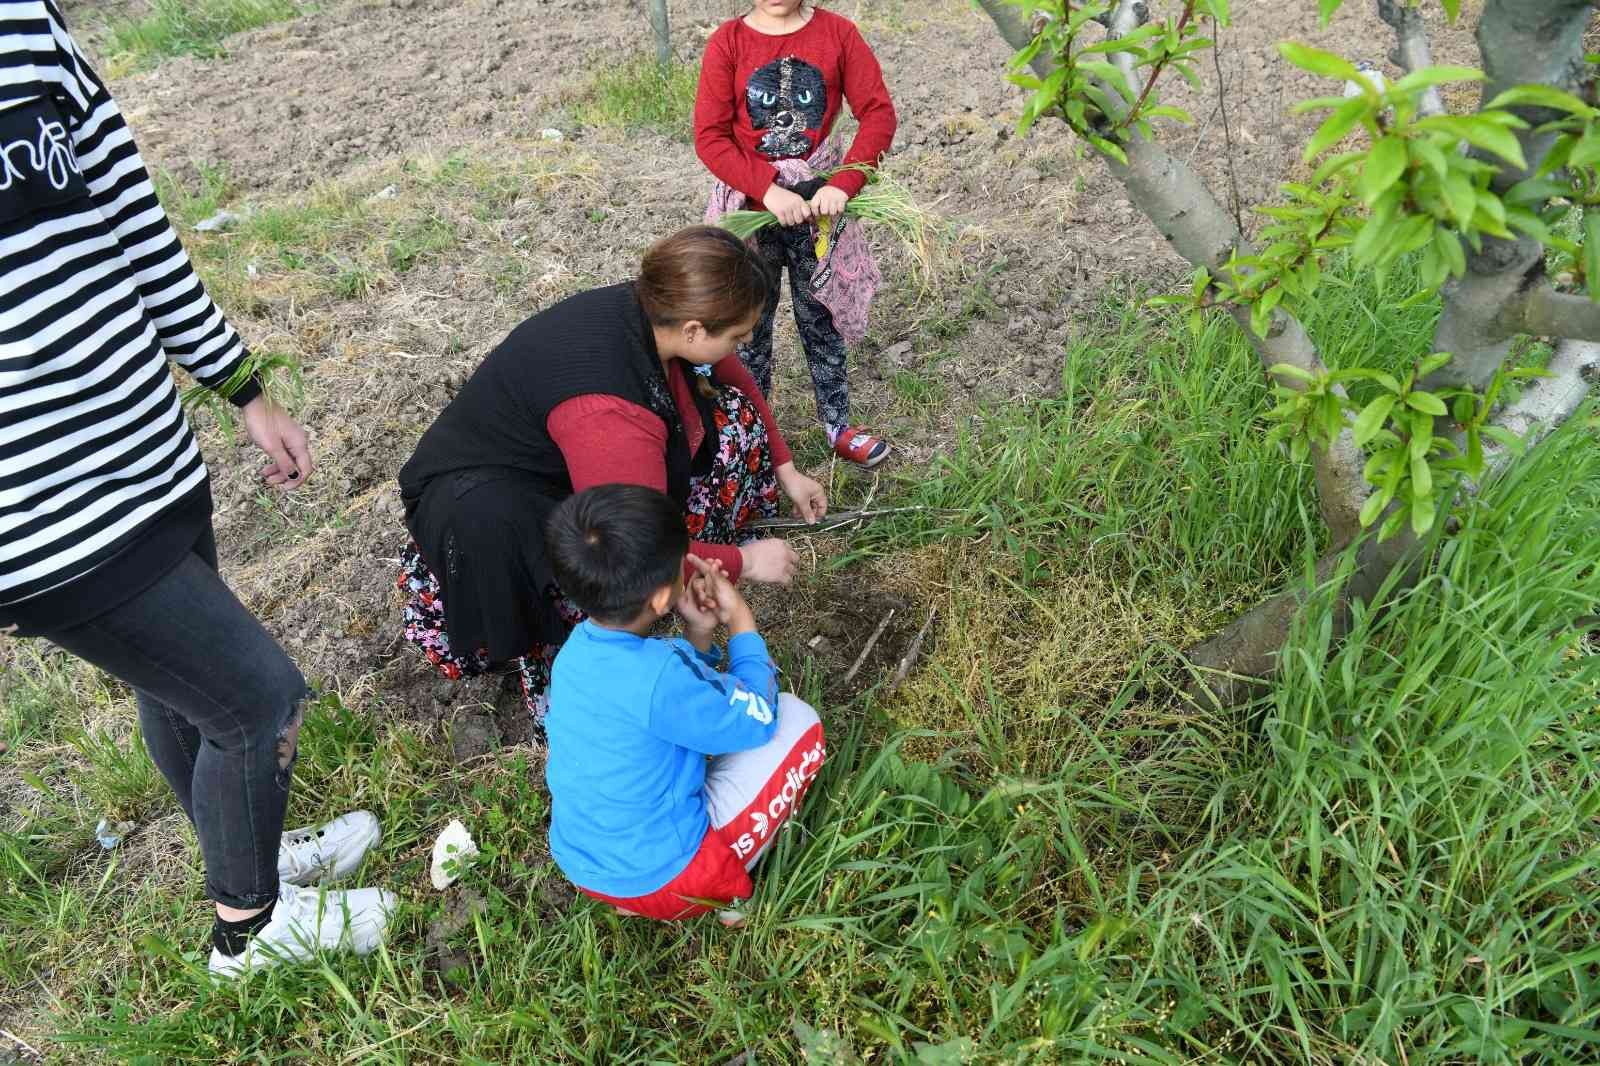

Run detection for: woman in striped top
[[0, 1, 393, 977]]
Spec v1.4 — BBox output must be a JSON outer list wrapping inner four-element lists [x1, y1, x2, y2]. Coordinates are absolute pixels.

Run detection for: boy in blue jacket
[[543, 484, 826, 921]]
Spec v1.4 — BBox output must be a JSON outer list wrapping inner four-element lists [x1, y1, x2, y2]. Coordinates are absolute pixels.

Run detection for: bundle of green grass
[[716, 168, 936, 283]]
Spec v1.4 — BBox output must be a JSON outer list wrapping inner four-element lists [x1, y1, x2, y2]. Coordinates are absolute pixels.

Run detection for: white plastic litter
[[95, 817, 135, 849], [540, 128, 564, 142], [430, 819, 480, 889], [194, 209, 244, 232], [369, 184, 398, 202]]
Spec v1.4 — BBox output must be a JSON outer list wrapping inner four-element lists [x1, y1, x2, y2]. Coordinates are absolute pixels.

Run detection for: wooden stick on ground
[[888, 607, 939, 694], [743, 505, 931, 534], [838, 608, 896, 688]]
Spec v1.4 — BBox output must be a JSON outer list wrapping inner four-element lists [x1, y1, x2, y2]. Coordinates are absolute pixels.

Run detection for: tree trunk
[[974, 0, 1599, 705], [647, 0, 671, 68]]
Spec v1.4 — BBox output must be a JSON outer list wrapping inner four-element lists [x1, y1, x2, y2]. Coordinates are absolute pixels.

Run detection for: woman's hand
[[241, 396, 313, 491], [739, 537, 798, 585], [687, 555, 757, 635], [811, 185, 848, 219], [776, 461, 827, 525], [764, 183, 814, 228]]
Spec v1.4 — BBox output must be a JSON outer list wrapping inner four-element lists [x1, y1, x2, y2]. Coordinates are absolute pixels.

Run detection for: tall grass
[[2, 254, 1596, 1062], [105, 0, 309, 69]]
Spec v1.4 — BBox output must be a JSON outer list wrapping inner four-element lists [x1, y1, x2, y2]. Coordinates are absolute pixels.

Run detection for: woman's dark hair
[[546, 484, 689, 625], [638, 225, 770, 335]]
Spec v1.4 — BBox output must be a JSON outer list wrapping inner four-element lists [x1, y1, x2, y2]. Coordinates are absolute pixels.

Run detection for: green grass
[[2, 255, 1597, 1062], [573, 57, 700, 142], [104, 0, 310, 70]]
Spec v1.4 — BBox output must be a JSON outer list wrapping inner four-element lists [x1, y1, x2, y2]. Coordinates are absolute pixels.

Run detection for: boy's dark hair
[[546, 484, 688, 625]]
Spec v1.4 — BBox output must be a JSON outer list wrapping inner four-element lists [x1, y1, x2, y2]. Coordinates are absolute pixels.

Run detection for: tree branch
[[973, 0, 1054, 79], [1376, 0, 1444, 118], [1484, 338, 1600, 467], [1110, 137, 1370, 545], [1506, 284, 1600, 343]]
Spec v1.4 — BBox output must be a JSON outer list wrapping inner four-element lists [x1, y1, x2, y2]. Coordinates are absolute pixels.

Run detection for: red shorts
[[580, 699, 825, 921]]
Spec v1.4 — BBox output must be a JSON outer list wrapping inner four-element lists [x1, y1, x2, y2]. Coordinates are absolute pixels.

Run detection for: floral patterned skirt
[[396, 384, 780, 730]]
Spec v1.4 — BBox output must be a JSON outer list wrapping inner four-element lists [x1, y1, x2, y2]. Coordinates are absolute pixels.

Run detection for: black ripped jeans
[[44, 527, 307, 909]]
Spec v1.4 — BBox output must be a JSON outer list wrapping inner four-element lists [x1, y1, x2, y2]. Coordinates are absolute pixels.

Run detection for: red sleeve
[[548, 395, 744, 581], [712, 358, 792, 468], [694, 27, 780, 205], [828, 22, 897, 198]]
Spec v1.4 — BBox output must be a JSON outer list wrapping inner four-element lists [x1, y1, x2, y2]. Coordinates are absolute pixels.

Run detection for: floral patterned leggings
[[396, 385, 780, 730]]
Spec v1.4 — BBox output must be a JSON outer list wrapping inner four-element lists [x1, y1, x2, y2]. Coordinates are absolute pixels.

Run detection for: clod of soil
[[424, 886, 486, 979], [448, 713, 499, 764]]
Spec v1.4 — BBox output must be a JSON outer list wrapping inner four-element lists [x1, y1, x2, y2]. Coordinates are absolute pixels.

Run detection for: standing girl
[[695, 0, 897, 467]]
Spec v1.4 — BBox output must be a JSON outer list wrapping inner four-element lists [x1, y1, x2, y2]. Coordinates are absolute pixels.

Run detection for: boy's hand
[[675, 572, 719, 649], [687, 555, 757, 635]]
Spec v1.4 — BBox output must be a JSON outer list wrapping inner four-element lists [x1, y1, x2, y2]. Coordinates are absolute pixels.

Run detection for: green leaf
[[1410, 411, 1435, 459], [1354, 394, 1397, 446], [1290, 432, 1311, 463], [1379, 503, 1411, 541], [1351, 188, 1405, 263], [1441, 0, 1460, 20], [1416, 115, 1528, 169], [1411, 454, 1433, 497], [1418, 352, 1454, 378], [1305, 97, 1371, 160], [1359, 136, 1410, 204], [1311, 150, 1364, 185], [1144, 105, 1195, 124], [1434, 226, 1466, 279], [1087, 135, 1129, 166], [1504, 175, 1570, 206], [1317, 0, 1345, 25], [1359, 489, 1387, 527], [1466, 427, 1485, 477], [1411, 491, 1436, 535], [1441, 171, 1476, 224], [1394, 66, 1484, 94], [1483, 424, 1527, 455], [1269, 362, 1317, 384], [1279, 42, 1361, 82], [1413, 138, 1449, 180], [1486, 84, 1592, 115], [1406, 390, 1448, 415]]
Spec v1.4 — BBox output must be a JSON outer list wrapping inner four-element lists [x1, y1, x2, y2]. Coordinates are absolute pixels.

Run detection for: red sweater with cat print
[[694, 8, 896, 207]]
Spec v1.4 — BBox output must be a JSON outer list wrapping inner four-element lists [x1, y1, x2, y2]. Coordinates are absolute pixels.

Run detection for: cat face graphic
[[746, 57, 827, 159]]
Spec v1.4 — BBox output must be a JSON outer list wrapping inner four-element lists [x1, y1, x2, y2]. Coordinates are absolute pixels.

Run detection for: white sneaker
[[277, 811, 381, 886], [208, 882, 397, 979]]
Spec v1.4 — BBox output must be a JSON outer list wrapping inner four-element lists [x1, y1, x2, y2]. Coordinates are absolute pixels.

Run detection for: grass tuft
[[104, 0, 310, 71], [573, 57, 700, 142]]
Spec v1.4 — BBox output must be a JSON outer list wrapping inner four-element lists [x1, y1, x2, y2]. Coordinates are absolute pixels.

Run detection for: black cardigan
[[398, 284, 713, 662]]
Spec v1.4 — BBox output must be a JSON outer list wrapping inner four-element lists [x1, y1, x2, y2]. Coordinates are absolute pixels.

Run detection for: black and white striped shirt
[[0, 1, 255, 628]]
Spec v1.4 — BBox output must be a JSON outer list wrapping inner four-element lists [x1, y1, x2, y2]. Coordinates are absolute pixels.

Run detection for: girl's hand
[[738, 537, 798, 586], [765, 183, 814, 227], [811, 185, 848, 219], [776, 462, 827, 524], [241, 396, 313, 491]]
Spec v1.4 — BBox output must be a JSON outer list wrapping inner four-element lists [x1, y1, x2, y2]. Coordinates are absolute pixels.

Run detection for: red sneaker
[[832, 426, 890, 467]]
